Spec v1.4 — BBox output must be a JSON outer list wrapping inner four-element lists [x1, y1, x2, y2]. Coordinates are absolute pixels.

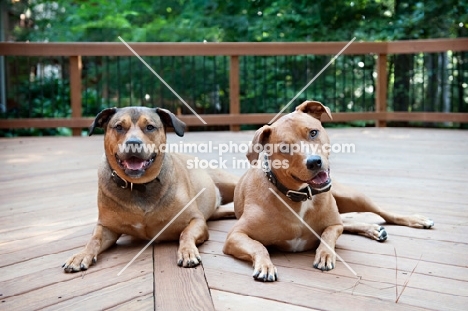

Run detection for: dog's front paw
[[177, 246, 202, 268], [313, 246, 336, 271], [252, 259, 278, 282], [62, 252, 97, 273]]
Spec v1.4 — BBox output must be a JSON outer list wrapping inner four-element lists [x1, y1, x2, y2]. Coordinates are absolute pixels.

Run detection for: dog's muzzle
[[304, 155, 332, 190], [115, 153, 156, 178], [264, 155, 331, 202], [306, 169, 331, 190]]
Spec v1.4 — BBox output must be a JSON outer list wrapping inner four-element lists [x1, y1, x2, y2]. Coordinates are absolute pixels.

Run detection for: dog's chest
[[283, 204, 317, 252], [286, 238, 308, 252], [284, 204, 314, 252], [131, 222, 144, 230]]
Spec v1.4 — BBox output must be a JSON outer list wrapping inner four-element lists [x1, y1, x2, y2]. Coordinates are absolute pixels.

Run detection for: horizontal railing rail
[[2, 39, 468, 56], [1, 38, 468, 135]]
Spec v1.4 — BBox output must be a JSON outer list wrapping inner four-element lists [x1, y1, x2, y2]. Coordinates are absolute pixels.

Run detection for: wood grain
[[2, 111, 468, 130], [153, 243, 214, 311], [1, 129, 467, 310], [1, 39, 467, 56]]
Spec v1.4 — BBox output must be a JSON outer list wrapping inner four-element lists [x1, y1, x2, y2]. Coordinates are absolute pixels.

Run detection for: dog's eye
[[115, 124, 124, 132], [309, 130, 319, 138], [146, 124, 156, 131]]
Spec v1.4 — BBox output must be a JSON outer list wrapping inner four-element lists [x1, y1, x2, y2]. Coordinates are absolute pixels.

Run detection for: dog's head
[[247, 100, 332, 191], [89, 106, 186, 183]]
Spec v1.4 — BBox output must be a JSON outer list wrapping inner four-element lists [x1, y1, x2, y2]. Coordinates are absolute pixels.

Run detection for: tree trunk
[[435, 53, 443, 111], [440, 52, 450, 126], [425, 53, 438, 112], [441, 52, 450, 112], [393, 54, 412, 127], [456, 52, 467, 129]]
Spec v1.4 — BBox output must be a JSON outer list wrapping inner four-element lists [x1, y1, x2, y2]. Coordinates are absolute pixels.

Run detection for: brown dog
[[63, 106, 237, 272], [223, 100, 434, 282]]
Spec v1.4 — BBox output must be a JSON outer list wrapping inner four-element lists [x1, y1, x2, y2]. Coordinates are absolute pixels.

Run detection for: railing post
[[69, 55, 82, 136], [375, 53, 387, 127], [229, 55, 240, 132]]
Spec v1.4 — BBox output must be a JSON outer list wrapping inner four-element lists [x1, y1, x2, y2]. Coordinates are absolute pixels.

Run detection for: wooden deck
[[1, 128, 467, 310]]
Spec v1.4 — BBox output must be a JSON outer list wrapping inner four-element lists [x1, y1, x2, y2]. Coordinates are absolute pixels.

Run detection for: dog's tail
[[206, 169, 239, 204], [209, 186, 236, 220], [209, 203, 236, 220], [206, 169, 238, 220]]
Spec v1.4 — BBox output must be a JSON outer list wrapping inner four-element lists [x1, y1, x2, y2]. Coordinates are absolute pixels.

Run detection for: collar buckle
[[111, 170, 129, 189], [110, 170, 149, 192]]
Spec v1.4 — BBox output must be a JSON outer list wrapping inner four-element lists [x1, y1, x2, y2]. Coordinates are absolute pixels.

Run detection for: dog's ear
[[295, 100, 333, 121], [155, 107, 186, 137], [246, 125, 272, 164], [89, 107, 118, 136]]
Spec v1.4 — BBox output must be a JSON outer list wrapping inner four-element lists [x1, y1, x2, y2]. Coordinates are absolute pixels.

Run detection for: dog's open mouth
[[306, 169, 331, 190], [115, 154, 156, 177]]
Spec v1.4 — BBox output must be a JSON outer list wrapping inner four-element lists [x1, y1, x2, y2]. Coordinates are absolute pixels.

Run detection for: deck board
[[153, 243, 214, 311], [1, 128, 467, 310]]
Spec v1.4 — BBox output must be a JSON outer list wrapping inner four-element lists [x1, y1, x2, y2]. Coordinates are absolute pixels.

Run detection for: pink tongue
[[310, 171, 329, 185], [123, 157, 146, 170]]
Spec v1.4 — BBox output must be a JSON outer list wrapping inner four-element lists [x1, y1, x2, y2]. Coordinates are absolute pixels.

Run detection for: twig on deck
[[394, 247, 398, 302], [395, 249, 423, 303]]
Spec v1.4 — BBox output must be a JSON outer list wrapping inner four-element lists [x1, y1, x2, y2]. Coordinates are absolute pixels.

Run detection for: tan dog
[[63, 106, 237, 272], [223, 100, 434, 282]]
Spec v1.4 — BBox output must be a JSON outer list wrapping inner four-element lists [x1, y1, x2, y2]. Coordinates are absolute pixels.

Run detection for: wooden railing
[[1, 38, 468, 135]]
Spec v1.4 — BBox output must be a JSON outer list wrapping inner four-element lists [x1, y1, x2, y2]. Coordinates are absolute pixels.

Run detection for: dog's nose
[[125, 137, 142, 147], [306, 155, 322, 170]]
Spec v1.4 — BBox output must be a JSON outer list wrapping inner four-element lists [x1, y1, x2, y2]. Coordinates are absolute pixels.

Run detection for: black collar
[[263, 156, 332, 202], [111, 170, 159, 192]]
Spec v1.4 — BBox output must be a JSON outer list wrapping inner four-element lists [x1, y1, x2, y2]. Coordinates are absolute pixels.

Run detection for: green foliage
[[0, 77, 70, 136], [10, 0, 467, 42], [12, 77, 71, 118], [0, 75, 113, 136], [4, 0, 467, 135]]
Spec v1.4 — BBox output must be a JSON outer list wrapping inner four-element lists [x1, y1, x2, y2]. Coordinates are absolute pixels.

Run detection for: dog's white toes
[[376, 226, 388, 242], [422, 218, 435, 229], [313, 261, 335, 271], [252, 263, 278, 282], [177, 248, 202, 268], [364, 224, 388, 242], [62, 253, 96, 273], [410, 214, 435, 229], [177, 258, 201, 268], [313, 249, 336, 271]]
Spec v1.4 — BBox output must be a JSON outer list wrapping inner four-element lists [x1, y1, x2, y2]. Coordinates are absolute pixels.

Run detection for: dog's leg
[[313, 224, 343, 271], [335, 184, 390, 240], [333, 182, 434, 230], [63, 224, 121, 272], [177, 217, 209, 268], [223, 230, 278, 282], [343, 221, 388, 241]]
